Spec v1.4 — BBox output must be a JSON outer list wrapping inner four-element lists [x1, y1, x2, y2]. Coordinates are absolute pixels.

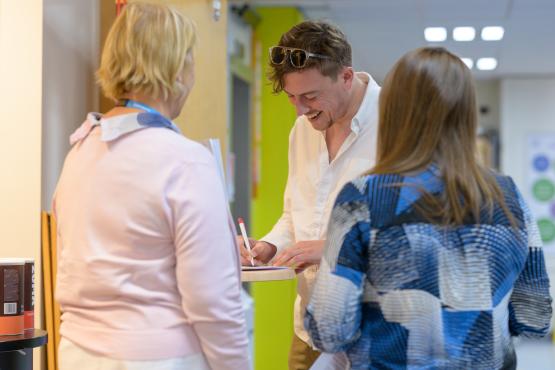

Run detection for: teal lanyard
[[125, 99, 164, 116], [123, 99, 181, 134]]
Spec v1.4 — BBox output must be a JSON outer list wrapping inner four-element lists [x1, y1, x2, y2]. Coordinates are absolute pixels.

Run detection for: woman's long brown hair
[[371, 47, 512, 225]]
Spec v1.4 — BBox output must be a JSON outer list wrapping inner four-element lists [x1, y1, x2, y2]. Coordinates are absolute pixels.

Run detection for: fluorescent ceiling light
[[453, 27, 476, 41], [481, 26, 504, 41], [477, 58, 498, 70], [424, 27, 447, 42], [461, 58, 474, 69]]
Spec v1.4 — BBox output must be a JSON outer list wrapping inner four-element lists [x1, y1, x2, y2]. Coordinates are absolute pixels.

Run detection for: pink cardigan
[[53, 113, 250, 369]]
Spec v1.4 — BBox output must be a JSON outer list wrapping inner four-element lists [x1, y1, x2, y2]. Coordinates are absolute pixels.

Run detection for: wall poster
[[528, 134, 555, 255]]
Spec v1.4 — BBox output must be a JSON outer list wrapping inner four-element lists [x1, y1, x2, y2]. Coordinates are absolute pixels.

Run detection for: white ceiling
[[231, 0, 555, 82]]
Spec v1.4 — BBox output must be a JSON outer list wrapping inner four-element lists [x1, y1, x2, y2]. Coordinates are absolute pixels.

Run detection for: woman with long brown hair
[[305, 47, 552, 369]]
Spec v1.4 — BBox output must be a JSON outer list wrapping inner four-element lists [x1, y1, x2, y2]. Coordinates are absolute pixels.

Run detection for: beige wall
[[42, 0, 100, 211], [99, 0, 116, 113], [176, 0, 229, 157], [0, 0, 44, 368]]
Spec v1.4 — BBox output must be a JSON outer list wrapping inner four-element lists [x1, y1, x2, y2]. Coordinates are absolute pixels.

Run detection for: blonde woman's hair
[[97, 2, 196, 101], [372, 47, 514, 226]]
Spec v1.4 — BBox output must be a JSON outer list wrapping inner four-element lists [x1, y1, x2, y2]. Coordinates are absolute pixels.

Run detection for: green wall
[[250, 7, 304, 370]]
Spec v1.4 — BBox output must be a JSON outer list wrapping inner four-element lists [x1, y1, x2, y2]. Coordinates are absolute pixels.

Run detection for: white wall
[[501, 79, 555, 186], [0, 0, 43, 368], [42, 0, 100, 211], [500, 78, 555, 315]]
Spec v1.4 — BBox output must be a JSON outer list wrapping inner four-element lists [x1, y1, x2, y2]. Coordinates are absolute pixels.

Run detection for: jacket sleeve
[[509, 189, 552, 337], [305, 179, 370, 352], [259, 175, 295, 254], [259, 128, 296, 253], [167, 156, 251, 370]]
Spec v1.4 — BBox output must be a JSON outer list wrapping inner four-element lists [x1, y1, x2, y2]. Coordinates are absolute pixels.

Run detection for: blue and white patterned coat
[[305, 167, 552, 370]]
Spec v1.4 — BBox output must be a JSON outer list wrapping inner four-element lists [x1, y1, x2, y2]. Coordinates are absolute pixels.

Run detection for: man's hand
[[272, 240, 325, 273], [236, 236, 277, 266]]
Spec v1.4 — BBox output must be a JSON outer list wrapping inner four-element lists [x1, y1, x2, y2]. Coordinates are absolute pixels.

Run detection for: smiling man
[[237, 20, 381, 370]]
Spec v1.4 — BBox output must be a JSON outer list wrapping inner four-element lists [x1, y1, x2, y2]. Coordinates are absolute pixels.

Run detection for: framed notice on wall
[[527, 134, 555, 255]]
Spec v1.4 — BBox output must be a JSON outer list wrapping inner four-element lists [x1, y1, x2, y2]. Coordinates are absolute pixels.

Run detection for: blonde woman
[[53, 3, 250, 370], [305, 47, 552, 369]]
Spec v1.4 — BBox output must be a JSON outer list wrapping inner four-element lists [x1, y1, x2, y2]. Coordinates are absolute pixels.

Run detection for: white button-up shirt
[[262, 72, 381, 344]]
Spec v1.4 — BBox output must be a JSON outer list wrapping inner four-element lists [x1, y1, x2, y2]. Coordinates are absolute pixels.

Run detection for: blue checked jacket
[[305, 166, 552, 370]]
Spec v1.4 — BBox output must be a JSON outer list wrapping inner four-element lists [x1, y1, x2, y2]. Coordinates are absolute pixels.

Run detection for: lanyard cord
[[124, 99, 165, 116]]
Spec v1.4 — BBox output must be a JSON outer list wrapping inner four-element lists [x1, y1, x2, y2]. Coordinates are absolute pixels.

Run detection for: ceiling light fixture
[[477, 58, 498, 71], [453, 27, 476, 41], [481, 26, 504, 41], [461, 58, 474, 69], [424, 27, 447, 42]]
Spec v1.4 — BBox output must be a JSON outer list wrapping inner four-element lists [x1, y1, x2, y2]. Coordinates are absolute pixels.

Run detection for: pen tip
[[238, 217, 244, 224]]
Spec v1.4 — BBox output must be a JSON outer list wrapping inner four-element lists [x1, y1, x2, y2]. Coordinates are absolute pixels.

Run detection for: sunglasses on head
[[269, 46, 331, 68]]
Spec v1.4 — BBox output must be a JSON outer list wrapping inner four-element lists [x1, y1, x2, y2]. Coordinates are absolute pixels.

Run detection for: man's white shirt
[[262, 72, 381, 344]]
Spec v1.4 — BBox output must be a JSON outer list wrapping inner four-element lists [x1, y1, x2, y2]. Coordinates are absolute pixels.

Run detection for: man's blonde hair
[[97, 2, 196, 101]]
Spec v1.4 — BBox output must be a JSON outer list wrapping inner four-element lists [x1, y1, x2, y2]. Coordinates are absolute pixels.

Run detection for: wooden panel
[[41, 212, 61, 370], [41, 212, 56, 370], [99, 0, 117, 114], [170, 0, 230, 161], [99, 0, 229, 160], [49, 215, 61, 360]]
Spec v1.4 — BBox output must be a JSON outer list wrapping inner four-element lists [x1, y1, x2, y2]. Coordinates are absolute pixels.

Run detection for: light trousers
[[289, 334, 321, 370]]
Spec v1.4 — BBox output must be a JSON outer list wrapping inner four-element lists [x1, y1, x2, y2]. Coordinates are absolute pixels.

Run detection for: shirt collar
[[351, 72, 380, 135], [69, 112, 181, 145]]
